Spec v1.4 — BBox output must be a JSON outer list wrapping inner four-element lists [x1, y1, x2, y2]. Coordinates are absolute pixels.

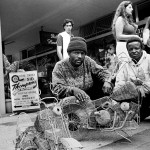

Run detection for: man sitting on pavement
[[114, 37, 150, 121], [52, 37, 112, 125]]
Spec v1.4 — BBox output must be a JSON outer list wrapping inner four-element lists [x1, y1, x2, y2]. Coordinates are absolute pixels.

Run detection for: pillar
[[0, 19, 6, 114]]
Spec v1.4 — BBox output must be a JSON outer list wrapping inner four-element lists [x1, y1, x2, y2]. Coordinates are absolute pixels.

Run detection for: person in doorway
[[52, 37, 112, 126], [143, 16, 150, 54], [114, 37, 150, 121], [105, 42, 117, 74], [57, 19, 74, 60], [112, 1, 141, 63]]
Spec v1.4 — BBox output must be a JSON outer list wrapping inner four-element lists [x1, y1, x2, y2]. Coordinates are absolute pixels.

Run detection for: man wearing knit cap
[[52, 37, 112, 126]]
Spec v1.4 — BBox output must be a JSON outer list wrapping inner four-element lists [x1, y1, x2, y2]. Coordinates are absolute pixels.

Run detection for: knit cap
[[67, 37, 87, 54]]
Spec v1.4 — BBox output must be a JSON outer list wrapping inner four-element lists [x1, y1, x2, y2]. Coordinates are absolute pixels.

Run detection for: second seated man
[[114, 37, 150, 121]]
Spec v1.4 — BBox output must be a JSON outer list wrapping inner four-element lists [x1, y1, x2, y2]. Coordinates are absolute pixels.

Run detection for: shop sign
[[39, 31, 58, 46], [9, 71, 40, 112]]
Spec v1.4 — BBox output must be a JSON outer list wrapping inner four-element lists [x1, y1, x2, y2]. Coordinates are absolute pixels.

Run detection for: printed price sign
[[9, 71, 40, 112]]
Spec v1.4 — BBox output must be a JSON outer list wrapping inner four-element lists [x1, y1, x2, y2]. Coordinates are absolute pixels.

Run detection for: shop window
[[22, 50, 28, 59], [80, 22, 96, 38], [28, 48, 36, 57], [95, 13, 114, 34], [137, 0, 150, 21], [79, 12, 114, 39], [6, 55, 12, 63]]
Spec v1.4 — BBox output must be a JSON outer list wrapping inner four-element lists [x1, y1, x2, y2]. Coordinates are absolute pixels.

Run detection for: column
[[0, 19, 6, 114]]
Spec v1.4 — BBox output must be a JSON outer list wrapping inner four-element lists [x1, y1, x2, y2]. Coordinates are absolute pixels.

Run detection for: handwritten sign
[[9, 71, 40, 112]]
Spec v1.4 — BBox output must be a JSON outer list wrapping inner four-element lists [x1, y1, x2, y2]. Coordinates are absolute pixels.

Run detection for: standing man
[[57, 19, 74, 60]]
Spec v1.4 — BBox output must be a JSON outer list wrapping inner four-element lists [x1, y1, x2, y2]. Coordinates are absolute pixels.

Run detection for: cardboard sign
[[9, 71, 40, 112]]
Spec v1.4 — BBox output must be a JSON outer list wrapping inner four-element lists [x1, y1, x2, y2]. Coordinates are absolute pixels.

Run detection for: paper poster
[[9, 71, 40, 112]]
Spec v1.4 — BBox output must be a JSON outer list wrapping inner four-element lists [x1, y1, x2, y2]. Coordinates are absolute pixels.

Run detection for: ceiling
[[0, 0, 140, 46]]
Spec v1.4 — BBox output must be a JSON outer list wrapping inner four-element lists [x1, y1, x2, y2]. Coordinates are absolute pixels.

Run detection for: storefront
[[0, 0, 150, 114], [4, 30, 59, 113]]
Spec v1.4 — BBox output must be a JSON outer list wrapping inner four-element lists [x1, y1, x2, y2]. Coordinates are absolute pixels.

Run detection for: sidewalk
[[80, 120, 150, 150], [0, 113, 150, 150], [0, 113, 37, 150], [98, 126, 150, 150], [0, 114, 18, 150]]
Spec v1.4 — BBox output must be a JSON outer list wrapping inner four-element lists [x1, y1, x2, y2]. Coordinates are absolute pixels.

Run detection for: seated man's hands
[[102, 81, 113, 94], [72, 87, 90, 102]]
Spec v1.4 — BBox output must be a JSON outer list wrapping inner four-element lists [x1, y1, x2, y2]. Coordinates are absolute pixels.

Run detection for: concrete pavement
[[98, 127, 150, 150], [0, 113, 37, 150], [1, 113, 150, 150]]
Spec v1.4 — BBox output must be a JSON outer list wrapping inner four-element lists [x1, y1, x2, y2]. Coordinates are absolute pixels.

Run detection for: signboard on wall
[[9, 71, 40, 112], [39, 31, 58, 46]]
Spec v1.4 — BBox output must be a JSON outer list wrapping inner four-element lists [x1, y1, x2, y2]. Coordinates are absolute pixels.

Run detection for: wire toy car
[[15, 96, 83, 150], [60, 82, 140, 142]]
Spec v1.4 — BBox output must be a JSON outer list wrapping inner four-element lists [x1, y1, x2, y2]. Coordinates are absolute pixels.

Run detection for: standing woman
[[112, 1, 141, 63], [143, 17, 150, 50]]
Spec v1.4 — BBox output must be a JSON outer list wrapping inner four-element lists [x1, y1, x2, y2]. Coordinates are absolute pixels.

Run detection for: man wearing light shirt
[[57, 19, 74, 60], [114, 37, 150, 121]]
